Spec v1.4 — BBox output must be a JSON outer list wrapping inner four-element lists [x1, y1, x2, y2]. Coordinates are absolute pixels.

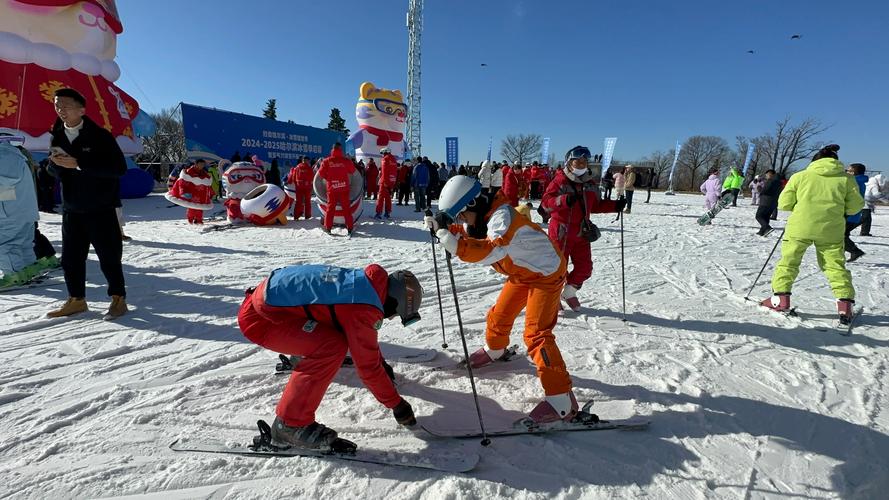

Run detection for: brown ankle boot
[[47, 297, 88, 318], [104, 295, 128, 320]]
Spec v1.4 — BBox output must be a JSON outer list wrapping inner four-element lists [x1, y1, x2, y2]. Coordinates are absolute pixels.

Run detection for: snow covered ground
[[1, 192, 887, 499]]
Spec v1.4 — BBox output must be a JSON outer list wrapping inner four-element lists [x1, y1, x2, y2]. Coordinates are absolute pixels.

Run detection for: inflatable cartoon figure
[[348, 82, 406, 162], [222, 162, 264, 223], [240, 184, 290, 226], [0, 0, 141, 154]]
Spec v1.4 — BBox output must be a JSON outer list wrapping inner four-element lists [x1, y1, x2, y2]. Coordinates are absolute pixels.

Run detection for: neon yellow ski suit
[[722, 169, 743, 190], [771, 158, 864, 298]]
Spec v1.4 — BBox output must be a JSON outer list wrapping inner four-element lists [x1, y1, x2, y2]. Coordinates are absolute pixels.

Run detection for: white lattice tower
[[406, 0, 423, 157]]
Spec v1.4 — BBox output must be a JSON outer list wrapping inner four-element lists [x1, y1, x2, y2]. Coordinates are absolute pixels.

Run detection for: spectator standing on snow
[[844, 163, 868, 262], [601, 168, 614, 200], [760, 145, 864, 327], [613, 167, 625, 199], [490, 161, 504, 196], [317, 143, 357, 235], [365, 158, 379, 200], [267, 158, 282, 187], [286, 157, 315, 220], [396, 162, 412, 206], [428, 160, 440, 201], [861, 173, 888, 236], [45, 88, 128, 320], [623, 165, 637, 214], [411, 159, 429, 212], [437, 163, 449, 196], [374, 149, 398, 219], [478, 160, 493, 195], [755, 170, 781, 236], [750, 175, 763, 205]]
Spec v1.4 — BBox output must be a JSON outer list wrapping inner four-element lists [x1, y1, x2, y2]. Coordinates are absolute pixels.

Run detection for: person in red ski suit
[[376, 149, 398, 218], [530, 162, 547, 199], [285, 158, 315, 220], [541, 146, 625, 311], [501, 163, 520, 207], [238, 264, 422, 449], [317, 143, 356, 233], [365, 158, 379, 200]]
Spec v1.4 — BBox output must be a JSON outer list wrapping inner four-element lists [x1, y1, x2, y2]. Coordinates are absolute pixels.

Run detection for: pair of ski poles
[[425, 210, 492, 446]]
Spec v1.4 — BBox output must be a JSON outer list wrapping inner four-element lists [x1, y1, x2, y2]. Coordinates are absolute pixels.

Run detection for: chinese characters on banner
[[540, 137, 550, 164], [446, 137, 459, 168], [601, 137, 618, 172]]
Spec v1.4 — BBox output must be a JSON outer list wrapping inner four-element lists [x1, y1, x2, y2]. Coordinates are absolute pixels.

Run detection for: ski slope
[[1, 192, 887, 499]]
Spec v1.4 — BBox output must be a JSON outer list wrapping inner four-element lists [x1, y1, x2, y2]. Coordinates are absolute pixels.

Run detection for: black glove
[[433, 211, 453, 230], [615, 196, 627, 213], [564, 193, 576, 206], [381, 357, 395, 382], [392, 398, 416, 426]]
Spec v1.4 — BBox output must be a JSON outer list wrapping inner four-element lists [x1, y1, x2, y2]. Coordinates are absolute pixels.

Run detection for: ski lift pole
[[745, 229, 785, 301], [444, 250, 491, 446], [425, 209, 448, 348]]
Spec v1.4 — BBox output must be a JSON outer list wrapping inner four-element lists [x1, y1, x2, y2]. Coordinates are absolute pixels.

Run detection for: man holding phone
[[46, 88, 129, 320]]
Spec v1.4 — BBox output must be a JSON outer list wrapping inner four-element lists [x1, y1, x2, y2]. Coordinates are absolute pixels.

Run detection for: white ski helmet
[[437, 175, 482, 219]]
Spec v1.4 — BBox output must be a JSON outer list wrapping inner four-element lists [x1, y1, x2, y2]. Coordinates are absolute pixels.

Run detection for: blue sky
[[116, 0, 888, 169]]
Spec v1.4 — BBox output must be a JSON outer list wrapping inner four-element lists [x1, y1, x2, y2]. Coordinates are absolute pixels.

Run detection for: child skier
[[238, 264, 422, 450], [700, 169, 722, 211], [761, 145, 864, 326], [426, 175, 579, 424]]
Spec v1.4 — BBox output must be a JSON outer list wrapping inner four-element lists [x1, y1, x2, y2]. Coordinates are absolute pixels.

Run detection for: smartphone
[[49, 146, 69, 157]]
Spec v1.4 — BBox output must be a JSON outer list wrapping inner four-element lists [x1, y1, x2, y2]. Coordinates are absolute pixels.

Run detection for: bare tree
[[500, 134, 542, 165], [136, 106, 186, 164], [677, 136, 729, 190], [758, 117, 829, 177], [643, 149, 675, 188]]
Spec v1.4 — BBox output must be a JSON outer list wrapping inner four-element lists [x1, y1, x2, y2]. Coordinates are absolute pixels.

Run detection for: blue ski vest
[[264, 265, 383, 311]]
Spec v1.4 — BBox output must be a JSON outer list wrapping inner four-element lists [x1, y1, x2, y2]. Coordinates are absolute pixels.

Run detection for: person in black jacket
[[755, 169, 781, 236], [45, 88, 129, 319]]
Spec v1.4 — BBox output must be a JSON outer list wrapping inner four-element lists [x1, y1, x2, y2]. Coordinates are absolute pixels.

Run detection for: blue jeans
[[413, 187, 427, 211]]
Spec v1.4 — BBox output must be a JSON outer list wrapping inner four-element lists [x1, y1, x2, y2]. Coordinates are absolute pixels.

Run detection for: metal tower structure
[[406, 0, 423, 157]]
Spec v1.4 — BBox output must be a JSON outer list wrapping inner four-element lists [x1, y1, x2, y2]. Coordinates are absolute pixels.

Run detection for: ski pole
[[444, 250, 491, 446], [619, 209, 627, 321], [745, 229, 785, 301], [425, 209, 448, 349]]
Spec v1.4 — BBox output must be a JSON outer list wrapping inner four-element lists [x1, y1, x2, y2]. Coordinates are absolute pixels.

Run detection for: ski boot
[[562, 284, 581, 312], [524, 392, 579, 426], [374, 213, 383, 220], [384, 212, 391, 219], [466, 345, 518, 369], [760, 293, 791, 313], [268, 417, 355, 453], [837, 299, 855, 327], [847, 249, 865, 263]]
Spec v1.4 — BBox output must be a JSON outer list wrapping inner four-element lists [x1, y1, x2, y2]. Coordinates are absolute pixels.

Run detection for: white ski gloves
[[423, 214, 437, 231], [435, 228, 460, 254]]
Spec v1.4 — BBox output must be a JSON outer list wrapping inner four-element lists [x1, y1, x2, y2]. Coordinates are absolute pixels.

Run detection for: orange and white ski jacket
[[451, 193, 566, 290]]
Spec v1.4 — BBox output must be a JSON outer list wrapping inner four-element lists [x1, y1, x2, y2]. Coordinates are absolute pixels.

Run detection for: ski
[[275, 350, 437, 374], [170, 420, 479, 473], [422, 403, 649, 439], [837, 306, 864, 336]]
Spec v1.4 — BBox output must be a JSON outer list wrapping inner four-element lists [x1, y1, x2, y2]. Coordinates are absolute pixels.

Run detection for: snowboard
[[0, 266, 62, 293], [422, 402, 649, 439], [170, 420, 479, 473], [697, 192, 735, 226]]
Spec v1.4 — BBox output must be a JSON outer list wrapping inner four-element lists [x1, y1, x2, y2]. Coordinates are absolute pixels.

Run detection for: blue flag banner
[[668, 140, 681, 189], [446, 137, 459, 167], [541, 137, 551, 164], [180, 103, 345, 166], [741, 143, 756, 176], [486, 137, 493, 162], [601, 137, 618, 172]]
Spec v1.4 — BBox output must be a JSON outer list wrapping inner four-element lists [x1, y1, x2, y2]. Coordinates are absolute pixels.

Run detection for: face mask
[[572, 168, 588, 176]]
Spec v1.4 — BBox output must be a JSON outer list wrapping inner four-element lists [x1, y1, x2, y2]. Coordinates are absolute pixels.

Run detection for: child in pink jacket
[[700, 169, 722, 210]]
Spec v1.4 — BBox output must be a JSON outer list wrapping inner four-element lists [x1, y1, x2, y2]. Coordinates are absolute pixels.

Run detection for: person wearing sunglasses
[[540, 146, 625, 311], [426, 175, 579, 424], [237, 264, 423, 450]]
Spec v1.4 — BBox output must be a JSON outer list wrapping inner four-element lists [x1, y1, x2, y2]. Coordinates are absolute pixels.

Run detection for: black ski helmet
[[386, 270, 423, 326]]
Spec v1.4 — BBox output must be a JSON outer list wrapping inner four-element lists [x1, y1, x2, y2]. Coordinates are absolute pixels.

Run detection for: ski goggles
[[359, 98, 407, 118], [565, 146, 592, 161]]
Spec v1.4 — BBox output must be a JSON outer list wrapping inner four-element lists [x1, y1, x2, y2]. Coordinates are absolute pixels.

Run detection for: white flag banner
[[601, 137, 618, 172]]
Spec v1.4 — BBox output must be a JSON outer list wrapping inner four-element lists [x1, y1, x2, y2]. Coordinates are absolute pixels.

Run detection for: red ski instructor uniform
[[238, 264, 412, 427], [317, 145, 356, 231]]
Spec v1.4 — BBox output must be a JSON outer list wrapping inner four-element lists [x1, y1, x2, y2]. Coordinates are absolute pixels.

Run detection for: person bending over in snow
[[761, 145, 864, 326], [238, 264, 422, 450], [426, 176, 580, 424], [540, 146, 624, 311]]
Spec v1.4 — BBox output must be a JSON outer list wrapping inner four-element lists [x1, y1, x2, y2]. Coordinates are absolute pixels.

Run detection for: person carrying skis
[[761, 145, 864, 326], [723, 167, 743, 207], [540, 146, 625, 311], [700, 169, 722, 212], [317, 143, 356, 234], [285, 157, 314, 220], [425, 175, 579, 424], [238, 264, 422, 450], [375, 149, 397, 219]]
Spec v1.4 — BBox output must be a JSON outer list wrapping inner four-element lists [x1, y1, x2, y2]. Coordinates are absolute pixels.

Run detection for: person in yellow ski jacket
[[722, 167, 744, 207], [761, 145, 864, 326]]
